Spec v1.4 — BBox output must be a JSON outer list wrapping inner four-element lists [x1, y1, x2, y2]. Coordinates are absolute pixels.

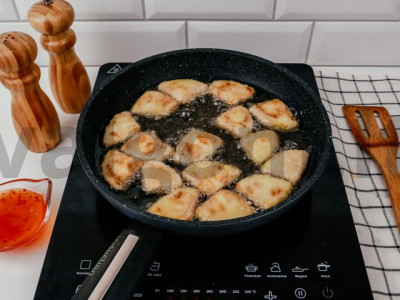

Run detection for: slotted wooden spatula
[[343, 105, 400, 234]]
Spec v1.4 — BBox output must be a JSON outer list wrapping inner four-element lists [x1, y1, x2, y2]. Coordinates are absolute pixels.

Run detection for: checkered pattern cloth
[[315, 71, 400, 299]]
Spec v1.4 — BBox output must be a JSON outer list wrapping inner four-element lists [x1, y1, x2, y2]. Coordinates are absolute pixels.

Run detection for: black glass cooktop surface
[[34, 63, 373, 300]]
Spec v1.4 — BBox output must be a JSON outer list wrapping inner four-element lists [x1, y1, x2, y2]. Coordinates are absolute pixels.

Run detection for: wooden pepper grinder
[[0, 32, 61, 153], [28, 0, 91, 114]]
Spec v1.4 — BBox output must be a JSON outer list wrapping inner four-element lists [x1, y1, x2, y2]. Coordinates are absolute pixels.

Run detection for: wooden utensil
[[0, 31, 61, 153], [343, 105, 400, 234], [28, 0, 91, 114]]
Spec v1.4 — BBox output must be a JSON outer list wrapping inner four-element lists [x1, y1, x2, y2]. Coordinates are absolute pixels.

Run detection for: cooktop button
[[79, 260, 92, 270], [132, 293, 143, 298], [317, 262, 331, 272], [150, 261, 161, 272], [245, 263, 258, 272], [264, 291, 278, 299], [322, 287, 334, 299], [294, 288, 307, 299], [270, 262, 281, 273], [292, 266, 309, 273]]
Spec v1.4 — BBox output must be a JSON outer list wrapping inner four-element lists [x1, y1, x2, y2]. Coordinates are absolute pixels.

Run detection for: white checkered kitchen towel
[[315, 71, 400, 299]]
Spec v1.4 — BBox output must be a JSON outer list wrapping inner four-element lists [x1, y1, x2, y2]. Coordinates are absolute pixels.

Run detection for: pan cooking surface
[[77, 49, 331, 232], [95, 80, 311, 217]]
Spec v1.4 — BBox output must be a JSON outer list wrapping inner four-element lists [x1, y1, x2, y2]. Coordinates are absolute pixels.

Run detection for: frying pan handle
[[72, 223, 164, 300]]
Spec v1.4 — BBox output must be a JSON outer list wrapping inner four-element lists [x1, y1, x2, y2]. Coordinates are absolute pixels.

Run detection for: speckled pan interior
[[76, 49, 331, 236]]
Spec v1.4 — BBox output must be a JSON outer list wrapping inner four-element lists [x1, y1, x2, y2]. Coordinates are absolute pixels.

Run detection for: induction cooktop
[[34, 63, 373, 300]]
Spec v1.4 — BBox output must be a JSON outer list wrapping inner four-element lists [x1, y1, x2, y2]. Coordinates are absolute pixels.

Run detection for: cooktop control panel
[[132, 258, 336, 299]]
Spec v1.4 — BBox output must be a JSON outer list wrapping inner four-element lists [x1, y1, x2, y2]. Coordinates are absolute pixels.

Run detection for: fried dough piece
[[240, 130, 279, 165], [249, 99, 298, 131], [101, 150, 143, 191], [158, 79, 208, 104], [261, 150, 309, 184], [216, 105, 253, 138], [209, 80, 255, 105], [236, 174, 293, 210], [103, 112, 141, 147], [147, 188, 200, 220], [182, 161, 241, 195], [131, 91, 179, 118], [141, 161, 182, 194], [196, 190, 254, 221], [121, 131, 174, 161], [175, 129, 224, 165]]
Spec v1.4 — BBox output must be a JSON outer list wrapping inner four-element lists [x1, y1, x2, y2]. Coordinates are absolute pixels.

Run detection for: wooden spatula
[[343, 105, 400, 234]]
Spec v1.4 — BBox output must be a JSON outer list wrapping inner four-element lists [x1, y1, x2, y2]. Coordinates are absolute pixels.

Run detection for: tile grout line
[[185, 21, 189, 48], [141, 0, 147, 19], [305, 21, 316, 64], [272, 0, 278, 20], [10, 0, 21, 21], [70, 19, 400, 23], [3, 19, 400, 23], [35, 64, 400, 68]]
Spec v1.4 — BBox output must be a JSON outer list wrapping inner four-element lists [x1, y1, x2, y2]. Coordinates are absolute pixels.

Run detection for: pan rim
[[76, 48, 332, 231]]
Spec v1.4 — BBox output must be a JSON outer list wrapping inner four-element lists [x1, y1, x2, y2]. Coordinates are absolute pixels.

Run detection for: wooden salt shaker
[[28, 0, 91, 114], [0, 32, 61, 153]]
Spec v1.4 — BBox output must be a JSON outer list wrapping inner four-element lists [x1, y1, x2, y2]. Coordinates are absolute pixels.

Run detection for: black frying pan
[[74, 49, 331, 299]]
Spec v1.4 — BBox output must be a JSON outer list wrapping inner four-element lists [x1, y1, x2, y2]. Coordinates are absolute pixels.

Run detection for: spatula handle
[[368, 146, 400, 234], [72, 223, 163, 300], [385, 179, 400, 233]]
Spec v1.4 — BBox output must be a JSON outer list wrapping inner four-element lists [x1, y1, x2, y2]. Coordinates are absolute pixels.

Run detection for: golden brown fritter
[[121, 131, 174, 162], [175, 129, 224, 166], [196, 190, 254, 221], [103, 111, 141, 147], [141, 160, 182, 194], [240, 130, 279, 165], [209, 80, 255, 105], [158, 79, 208, 104], [249, 99, 298, 131], [182, 161, 241, 195], [236, 174, 293, 210], [216, 105, 253, 138], [101, 150, 143, 191], [131, 91, 179, 118], [261, 150, 309, 184], [147, 188, 200, 220]]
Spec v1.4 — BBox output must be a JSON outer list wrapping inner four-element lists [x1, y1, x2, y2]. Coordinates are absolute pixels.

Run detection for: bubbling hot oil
[[100, 84, 311, 217]]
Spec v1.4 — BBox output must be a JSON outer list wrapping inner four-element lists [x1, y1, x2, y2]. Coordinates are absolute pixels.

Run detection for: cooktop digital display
[[34, 63, 373, 300]]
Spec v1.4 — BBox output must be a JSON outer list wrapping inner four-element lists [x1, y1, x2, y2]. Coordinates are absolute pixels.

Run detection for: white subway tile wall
[[14, 0, 144, 20], [188, 22, 312, 63], [145, 0, 274, 20], [71, 22, 186, 65], [0, 21, 185, 66], [275, 0, 400, 20], [1, 0, 400, 66], [0, 0, 17, 20], [308, 22, 400, 66]]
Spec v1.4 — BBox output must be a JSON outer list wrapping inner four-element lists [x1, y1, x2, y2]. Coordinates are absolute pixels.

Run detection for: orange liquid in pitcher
[[0, 188, 47, 250]]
